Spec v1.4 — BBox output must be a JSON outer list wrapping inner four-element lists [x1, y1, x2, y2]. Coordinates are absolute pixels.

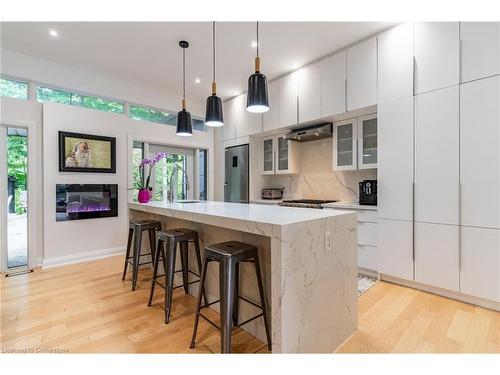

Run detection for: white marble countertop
[[129, 200, 352, 226], [322, 201, 378, 211]]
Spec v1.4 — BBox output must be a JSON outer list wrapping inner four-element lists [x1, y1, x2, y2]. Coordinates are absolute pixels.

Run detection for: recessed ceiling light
[[49, 29, 58, 37], [251, 41, 257, 48], [195, 78, 201, 84]]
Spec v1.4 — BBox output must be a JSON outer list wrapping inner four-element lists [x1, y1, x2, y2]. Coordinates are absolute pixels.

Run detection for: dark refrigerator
[[224, 144, 249, 203]]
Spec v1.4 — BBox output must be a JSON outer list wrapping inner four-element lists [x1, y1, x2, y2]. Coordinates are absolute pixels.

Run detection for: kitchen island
[[128, 200, 357, 353]]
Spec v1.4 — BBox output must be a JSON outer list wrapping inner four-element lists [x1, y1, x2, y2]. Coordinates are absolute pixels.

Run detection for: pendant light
[[176, 40, 193, 136], [205, 22, 224, 127], [246, 21, 269, 113]]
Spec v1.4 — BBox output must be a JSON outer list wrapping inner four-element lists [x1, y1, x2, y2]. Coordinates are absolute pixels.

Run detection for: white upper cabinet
[[460, 22, 500, 83], [378, 22, 414, 103], [262, 80, 279, 132], [347, 37, 377, 111], [320, 51, 346, 117], [414, 86, 460, 225], [333, 118, 357, 171], [460, 76, 500, 229], [414, 22, 460, 94], [222, 98, 237, 141], [298, 63, 321, 124], [278, 71, 298, 128], [261, 134, 299, 175], [357, 114, 378, 169], [377, 96, 414, 221], [234, 94, 262, 138], [261, 136, 275, 175]]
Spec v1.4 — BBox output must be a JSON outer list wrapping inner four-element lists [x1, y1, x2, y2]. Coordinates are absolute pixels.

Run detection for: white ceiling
[[0, 22, 393, 102]]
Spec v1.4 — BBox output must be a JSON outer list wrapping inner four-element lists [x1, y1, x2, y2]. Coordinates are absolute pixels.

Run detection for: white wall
[[41, 102, 213, 267], [1, 49, 205, 117]]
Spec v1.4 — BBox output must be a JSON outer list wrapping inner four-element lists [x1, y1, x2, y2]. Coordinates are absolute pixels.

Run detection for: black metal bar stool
[[122, 219, 161, 291], [148, 228, 208, 323], [190, 241, 271, 354]]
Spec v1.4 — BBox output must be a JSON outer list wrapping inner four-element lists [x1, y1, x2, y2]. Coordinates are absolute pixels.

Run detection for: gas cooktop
[[278, 199, 337, 209]]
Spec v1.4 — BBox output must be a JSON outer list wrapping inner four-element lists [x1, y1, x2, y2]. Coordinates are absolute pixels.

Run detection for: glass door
[[1, 126, 29, 272], [333, 119, 357, 171], [262, 137, 274, 174], [148, 144, 194, 202], [358, 114, 378, 169], [276, 136, 290, 173]]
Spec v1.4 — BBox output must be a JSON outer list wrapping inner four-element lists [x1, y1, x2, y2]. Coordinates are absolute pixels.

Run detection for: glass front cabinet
[[261, 134, 299, 175], [262, 137, 275, 175], [333, 114, 377, 171]]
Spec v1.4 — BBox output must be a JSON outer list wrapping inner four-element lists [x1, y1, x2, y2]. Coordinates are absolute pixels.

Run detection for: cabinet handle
[[459, 38, 463, 83], [344, 78, 348, 112], [412, 56, 416, 96]]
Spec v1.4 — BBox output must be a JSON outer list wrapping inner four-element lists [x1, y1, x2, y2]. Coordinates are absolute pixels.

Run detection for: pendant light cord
[[256, 21, 259, 58], [183, 47, 186, 101], [213, 21, 216, 84]]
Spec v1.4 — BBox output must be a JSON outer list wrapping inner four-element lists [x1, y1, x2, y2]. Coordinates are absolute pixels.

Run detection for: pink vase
[[138, 189, 150, 204]]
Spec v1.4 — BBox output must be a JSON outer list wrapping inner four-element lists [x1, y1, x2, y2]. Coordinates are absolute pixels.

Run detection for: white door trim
[[0, 119, 42, 271]]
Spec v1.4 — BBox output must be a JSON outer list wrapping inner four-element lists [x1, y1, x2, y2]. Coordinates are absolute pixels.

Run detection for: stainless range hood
[[283, 123, 332, 142]]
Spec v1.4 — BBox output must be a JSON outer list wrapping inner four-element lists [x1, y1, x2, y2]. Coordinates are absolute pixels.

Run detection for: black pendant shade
[[246, 71, 269, 113], [247, 21, 269, 113], [205, 94, 224, 127], [177, 40, 193, 136], [205, 22, 224, 127], [176, 108, 192, 136]]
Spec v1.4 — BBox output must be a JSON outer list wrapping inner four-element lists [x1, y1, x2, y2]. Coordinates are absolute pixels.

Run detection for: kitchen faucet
[[167, 164, 190, 203]]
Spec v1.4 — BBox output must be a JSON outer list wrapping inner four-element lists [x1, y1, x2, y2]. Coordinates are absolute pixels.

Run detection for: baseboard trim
[[380, 273, 500, 312], [358, 267, 379, 279], [42, 247, 125, 269]]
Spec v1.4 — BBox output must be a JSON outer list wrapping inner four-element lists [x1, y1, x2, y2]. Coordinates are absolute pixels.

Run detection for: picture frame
[[58, 131, 116, 173]]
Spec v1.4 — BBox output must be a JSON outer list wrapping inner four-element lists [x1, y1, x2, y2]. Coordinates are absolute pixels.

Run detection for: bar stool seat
[[190, 241, 271, 353], [204, 241, 256, 258], [148, 228, 208, 323], [122, 219, 161, 291]]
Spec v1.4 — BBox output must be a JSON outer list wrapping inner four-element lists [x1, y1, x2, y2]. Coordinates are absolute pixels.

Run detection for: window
[[37, 86, 124, 114], [130, 105, 207, 132], [0, 78, 28, 100], [129, 105, 175, 124], [193, 119, 206, 132]]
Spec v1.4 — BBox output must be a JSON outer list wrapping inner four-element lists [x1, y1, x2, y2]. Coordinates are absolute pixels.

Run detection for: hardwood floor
[[338, 280, 500, 353], [1, 255, 498, 354], [0, 255, 268, 354]]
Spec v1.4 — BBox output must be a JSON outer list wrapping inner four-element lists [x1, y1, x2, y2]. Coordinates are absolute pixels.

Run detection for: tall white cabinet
[[460, 76, 500, 230], [414, 22, 460, 94], [414, 86, 460, 225], [460, 22, 500, 83], [377, 24, 415, 281], [459, 75, 500, 302]]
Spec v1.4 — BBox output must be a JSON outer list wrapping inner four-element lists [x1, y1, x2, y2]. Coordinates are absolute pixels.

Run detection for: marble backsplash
[[263, 138, 377, 202]]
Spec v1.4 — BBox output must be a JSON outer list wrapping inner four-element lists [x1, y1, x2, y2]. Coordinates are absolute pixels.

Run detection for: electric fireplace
[[56, 184, 118, 221]]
